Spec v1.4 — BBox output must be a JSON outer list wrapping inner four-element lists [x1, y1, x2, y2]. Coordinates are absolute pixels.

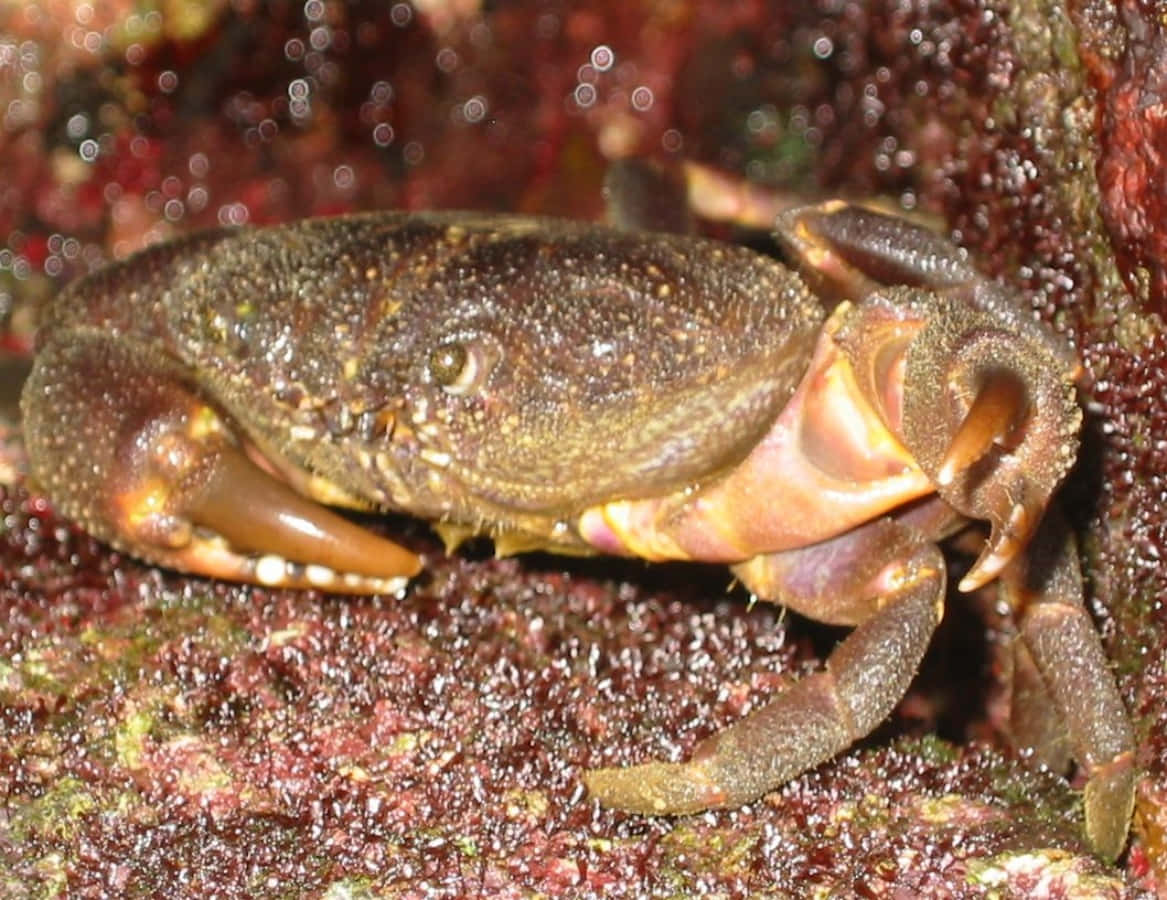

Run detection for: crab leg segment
[[22, 330, 420, 593], [603, 160, 800, 235], [998, 510, 1135, 861], [585, 516, 944, 814]]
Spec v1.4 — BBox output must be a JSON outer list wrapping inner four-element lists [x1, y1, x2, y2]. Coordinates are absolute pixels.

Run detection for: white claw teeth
[[377, 576, 410, 596], [249, 553, 411, 595], [255, 554, 288, 586], [306, 564, 336, 587], [957, 503, 1031, 593]]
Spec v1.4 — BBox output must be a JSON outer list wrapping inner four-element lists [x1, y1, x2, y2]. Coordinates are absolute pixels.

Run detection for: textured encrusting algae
[[1, 0, 1163, 894]]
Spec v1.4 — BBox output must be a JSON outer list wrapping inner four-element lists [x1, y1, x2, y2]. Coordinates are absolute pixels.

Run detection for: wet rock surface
[[1, 1, 1163, 895]]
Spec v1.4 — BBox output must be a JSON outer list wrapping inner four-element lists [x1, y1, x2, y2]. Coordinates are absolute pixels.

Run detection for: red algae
[[0, 479, 1137, 896]]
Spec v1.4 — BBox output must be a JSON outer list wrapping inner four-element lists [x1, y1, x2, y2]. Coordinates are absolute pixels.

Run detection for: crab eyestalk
[[900, 297, 1082, 588]]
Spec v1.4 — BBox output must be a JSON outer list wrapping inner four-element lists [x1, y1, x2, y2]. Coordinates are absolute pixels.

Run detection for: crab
[[20, 163, 1135, 859]]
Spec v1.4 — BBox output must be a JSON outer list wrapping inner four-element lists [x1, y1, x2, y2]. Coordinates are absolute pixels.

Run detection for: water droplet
[[390, 3, 412, 27], [65, 113, 89, 140], [372, 123, 394, 147]]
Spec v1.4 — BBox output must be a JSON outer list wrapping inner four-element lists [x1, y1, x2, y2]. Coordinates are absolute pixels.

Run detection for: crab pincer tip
[[183, 442, 422, 587], [959, 501, 1031, 592], [938, 370, 1028, 488]]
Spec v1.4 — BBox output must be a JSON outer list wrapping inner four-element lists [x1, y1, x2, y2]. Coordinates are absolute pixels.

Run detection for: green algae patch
[[322, 879, 380, 900], [0, 852, 68, 900], [115, 704, 157, 770], [8, 776, 98, 844]]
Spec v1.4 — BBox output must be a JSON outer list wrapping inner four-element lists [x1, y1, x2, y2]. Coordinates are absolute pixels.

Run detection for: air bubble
[[372, 123, 394, 147], [591, 44, 614, 71], [462, 95, 487, 123], [631, 86, 654, 111], [390, 3, 412, 27]]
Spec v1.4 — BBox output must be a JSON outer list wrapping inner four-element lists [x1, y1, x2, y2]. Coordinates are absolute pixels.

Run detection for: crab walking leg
[[22, 330, 421, 593], [603, 159, 800, 235], [585, 517, 944, 814], [999, 510, 1136, 861]]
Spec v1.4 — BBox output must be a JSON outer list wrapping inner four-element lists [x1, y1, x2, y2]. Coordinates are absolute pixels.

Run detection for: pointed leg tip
[[584, 760, 725, 816]]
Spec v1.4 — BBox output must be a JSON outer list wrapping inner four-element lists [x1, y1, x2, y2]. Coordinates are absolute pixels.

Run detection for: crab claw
[[960, 491, 1042, 591], [109, 400, 423, 593], [22, 331, 421, 594], [165, 439, 423, 592], [936, 369, 1028, 487], [938, 370, 1039, 591], [897, 292, 1081, 587]]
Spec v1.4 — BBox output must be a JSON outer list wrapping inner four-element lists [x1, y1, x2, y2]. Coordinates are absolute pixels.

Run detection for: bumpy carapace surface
[[20, 183, 1136, 859]]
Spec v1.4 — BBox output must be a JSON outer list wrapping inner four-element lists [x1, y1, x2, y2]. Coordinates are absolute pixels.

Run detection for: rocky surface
[[1, 1, 1163, 895]]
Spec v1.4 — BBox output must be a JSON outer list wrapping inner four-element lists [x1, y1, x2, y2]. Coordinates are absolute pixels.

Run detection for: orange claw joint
[[897, 293, 1082, 589], [773, 201, 1084, 592]]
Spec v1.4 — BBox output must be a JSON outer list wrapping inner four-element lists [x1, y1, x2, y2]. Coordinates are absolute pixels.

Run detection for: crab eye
[[428, 340, 486, 395]]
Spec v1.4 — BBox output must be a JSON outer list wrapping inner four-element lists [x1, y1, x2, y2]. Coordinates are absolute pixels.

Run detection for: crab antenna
[[937, 370, 1028, 487]]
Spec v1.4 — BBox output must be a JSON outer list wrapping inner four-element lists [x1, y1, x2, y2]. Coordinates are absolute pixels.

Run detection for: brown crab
[[19, 165, 1135, 859]]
